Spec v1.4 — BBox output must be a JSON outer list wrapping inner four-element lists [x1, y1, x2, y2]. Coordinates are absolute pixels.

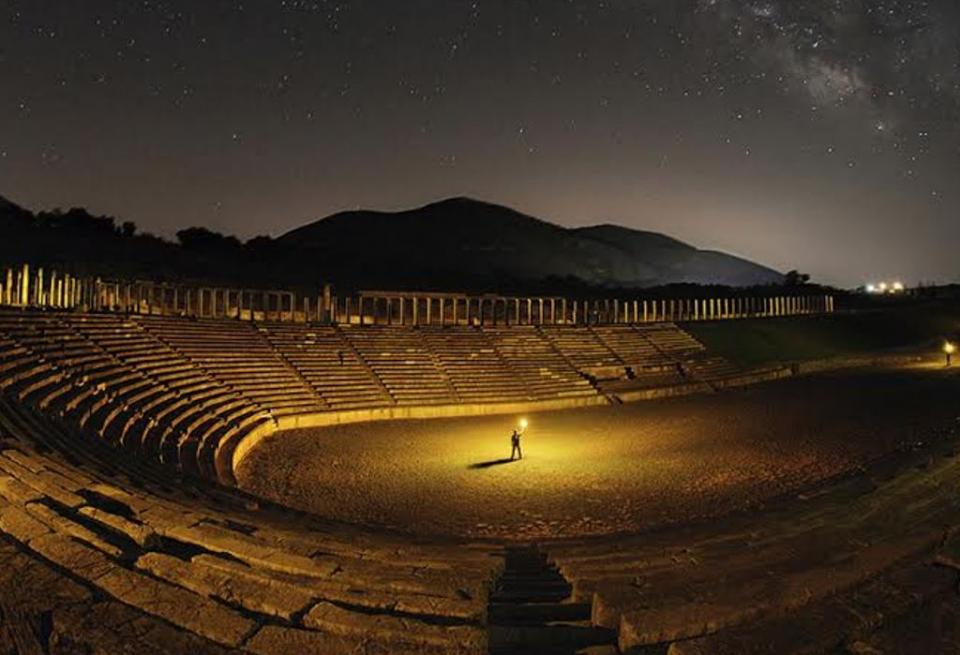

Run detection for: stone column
[[452, 298, 459, 326], [438, 298, 445, 326], [37, 268, 48, 306], [47, 270, 57, 307], [19, 264, 29, 306], [425, 298, 432, 325], [322, 284, 333, 323]]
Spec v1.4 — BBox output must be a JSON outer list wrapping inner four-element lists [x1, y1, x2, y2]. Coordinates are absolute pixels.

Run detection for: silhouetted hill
[[1, 193, 786, 293], [279, 197, 783, 289]]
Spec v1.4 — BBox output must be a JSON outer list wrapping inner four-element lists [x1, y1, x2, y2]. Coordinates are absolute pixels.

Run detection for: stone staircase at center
[[488, 545, 617, 655]]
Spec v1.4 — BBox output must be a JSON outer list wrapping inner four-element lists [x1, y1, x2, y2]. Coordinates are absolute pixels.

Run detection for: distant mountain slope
[[279, 197, 783, 288], [1, 193, 783, 291]]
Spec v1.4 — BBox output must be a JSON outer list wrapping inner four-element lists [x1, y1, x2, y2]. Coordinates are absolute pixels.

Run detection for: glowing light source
[[865, 281, 906, 295], [518, 418, 528, 431], [946, 342, 955, 367]]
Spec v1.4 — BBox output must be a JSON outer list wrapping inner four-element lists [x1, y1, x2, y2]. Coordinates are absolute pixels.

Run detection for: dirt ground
[[237, 365, 960, 541]]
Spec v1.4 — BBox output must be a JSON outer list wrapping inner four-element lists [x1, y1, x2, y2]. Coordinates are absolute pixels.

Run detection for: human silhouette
[[510, 429, 522, 460], [337, 350, 345, 366]]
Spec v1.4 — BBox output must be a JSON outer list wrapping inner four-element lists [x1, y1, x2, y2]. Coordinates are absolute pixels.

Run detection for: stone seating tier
[[0, 394, 500, 654], [0, 310, 744, 484]]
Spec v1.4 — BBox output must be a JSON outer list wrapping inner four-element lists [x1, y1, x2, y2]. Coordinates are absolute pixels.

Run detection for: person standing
[[510, 429, 522, 461]]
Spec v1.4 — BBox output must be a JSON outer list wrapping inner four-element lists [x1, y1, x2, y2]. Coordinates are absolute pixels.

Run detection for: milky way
[[1, 1, 958, 286]]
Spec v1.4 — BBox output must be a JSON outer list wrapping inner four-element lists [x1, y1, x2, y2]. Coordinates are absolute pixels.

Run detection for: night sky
[[1, 1, 958, 287]]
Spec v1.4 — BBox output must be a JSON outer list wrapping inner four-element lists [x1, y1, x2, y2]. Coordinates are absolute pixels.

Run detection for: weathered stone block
[[78, 506, 157, 549], [96, 565, 255, 647], [137, 552, 314, 622], [0, 504, 51, 543], [304, 600, 486, 652], [25, 503, 124, 558], [0, 475, 43, 505]]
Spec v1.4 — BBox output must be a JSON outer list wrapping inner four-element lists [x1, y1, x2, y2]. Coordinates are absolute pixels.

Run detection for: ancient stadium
[[2, 265, 960, 655]]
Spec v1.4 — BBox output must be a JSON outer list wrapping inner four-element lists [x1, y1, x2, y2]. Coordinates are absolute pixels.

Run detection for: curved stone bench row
[[0, 311, 274, 484], [0, 394, 501, 654], [0, 310, 744, 488], [544, 433, 960, 653]]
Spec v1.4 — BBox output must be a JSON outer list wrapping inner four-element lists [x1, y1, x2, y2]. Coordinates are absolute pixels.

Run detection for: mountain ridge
[[279, 197, 783, 288], [0, 192, 784, 291]]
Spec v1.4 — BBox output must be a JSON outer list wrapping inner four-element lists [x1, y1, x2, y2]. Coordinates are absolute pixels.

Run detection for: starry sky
[[1, 1, 958, 288]]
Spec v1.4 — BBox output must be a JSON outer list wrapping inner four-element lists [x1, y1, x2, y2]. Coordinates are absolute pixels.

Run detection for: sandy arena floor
[[237, 366, 960, 541]]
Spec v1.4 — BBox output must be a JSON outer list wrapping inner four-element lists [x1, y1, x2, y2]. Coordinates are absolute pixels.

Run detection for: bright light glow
[[866, 281, 906, 295], [518, 418, 529, 431], [945, 342, 956, 355]]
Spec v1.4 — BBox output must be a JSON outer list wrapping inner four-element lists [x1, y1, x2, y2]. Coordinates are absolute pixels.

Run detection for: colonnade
[[0, 263, 836, 326], [348, 292, 835, 326]]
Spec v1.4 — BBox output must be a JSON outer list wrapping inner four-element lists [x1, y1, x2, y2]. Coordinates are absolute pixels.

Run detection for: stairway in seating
[[488, 545, 618, 655]]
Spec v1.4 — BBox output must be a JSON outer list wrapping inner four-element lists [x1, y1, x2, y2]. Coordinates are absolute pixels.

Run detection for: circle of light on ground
[[237, 367, 960, 541]]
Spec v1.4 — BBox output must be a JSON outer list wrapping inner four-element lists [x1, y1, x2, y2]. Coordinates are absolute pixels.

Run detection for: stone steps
[[489, 545, 619, 655]]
